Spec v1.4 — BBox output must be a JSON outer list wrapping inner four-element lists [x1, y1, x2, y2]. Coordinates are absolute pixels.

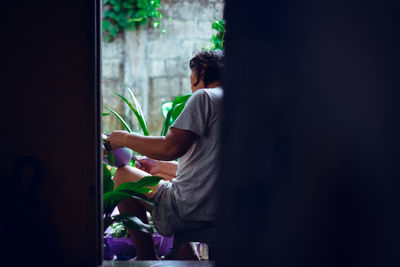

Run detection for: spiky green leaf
[[104, 106, 132, 132], [114, 92, 149, 136]]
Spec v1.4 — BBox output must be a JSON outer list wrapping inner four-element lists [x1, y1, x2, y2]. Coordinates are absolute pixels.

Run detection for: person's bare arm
[[136, 157, 178, 178], [107, 127, 197, 161]]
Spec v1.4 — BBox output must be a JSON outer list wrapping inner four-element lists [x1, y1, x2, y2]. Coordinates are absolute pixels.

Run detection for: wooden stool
[[172, 226, 216, 260]]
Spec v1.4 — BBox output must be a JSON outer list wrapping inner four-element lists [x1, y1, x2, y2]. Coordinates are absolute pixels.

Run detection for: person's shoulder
[[202, 87, 223, 100], [192, 87, 223, 98]]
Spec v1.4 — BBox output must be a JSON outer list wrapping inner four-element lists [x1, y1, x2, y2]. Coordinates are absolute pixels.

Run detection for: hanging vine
[[102, 0, 164, 42], [210, 19, 225, 50]]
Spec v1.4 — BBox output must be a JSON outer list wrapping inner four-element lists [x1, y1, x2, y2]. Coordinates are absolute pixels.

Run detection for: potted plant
[[102, 85, 183, 260], [102, 157, 163, 260]]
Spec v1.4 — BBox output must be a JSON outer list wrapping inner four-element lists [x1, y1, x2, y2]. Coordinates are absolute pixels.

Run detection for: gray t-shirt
[[170, 87, 223, 221]]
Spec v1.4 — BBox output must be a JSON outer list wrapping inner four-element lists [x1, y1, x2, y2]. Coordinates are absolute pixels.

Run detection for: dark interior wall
[[0, 1, 101, 266], [1, 0, 399, 266], [219, 1, 400, 266]]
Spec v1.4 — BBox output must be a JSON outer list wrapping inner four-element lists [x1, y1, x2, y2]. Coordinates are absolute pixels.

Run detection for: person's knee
[[113, 166, 149, 188], [112, 167, 127, 188]]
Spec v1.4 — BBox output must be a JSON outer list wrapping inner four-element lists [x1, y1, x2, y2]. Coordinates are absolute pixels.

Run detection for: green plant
[[102, 88, 161, 233], [160, 93, 191, 136], [102, 161, 162, 234], [102, 0, 164, 42], [104, 85, 149, 136], [104, 84, 190, 137], [210, 19, 226, 50], [102, 87, 187, 237], [108, 222, 129, 238]]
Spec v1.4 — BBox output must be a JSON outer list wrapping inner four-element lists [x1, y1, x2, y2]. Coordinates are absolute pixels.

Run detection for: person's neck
[[205, 81, 221, 88]]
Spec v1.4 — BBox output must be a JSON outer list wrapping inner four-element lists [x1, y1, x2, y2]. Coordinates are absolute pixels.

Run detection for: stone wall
[[102, 0, 224, 135]]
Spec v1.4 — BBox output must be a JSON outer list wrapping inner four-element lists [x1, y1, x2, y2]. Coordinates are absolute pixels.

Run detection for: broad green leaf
[[113, 214, 152, 233], [130, 17, 144, 22], [113, 189, 154, 206], [103, 190, 131, 215], [118, 184, 153, 194], [102, 112, 111, 116], [103, 163, 114, 194], [103, 162, 112, 180], [113, 3, 120, 12], [161, 101, 173, 118], [160, 94, 191, 135], [110, 166, 116, 176], [129, 194, 154, 206], [110, 26, 118, 37], [114, 92, 149, 136], [134, 175, 163, 187], [161, 111, 171, 135], [171, 102, 185, 121], [137, 0, 147, 9], [107, 152, 115, 166], [114, 176, 162, 194], [122, 2, 131, 8], [173, 94, 191, 104], [102, 20, 111, 31], [161, 107, 174, 135], [104, 106, 132, 132]]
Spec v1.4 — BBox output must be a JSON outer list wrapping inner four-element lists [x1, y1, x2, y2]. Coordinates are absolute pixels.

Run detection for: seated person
[[106, 50, 224, 260]]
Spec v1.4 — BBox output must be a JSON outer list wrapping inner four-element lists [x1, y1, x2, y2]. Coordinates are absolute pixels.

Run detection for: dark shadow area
[[0, 0, 101, 266], [1, 0, 400, 266], [219, 1, 400, 266]]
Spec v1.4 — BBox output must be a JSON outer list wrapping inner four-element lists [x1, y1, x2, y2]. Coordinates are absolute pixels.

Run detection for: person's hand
[[106, 130, 129, 150], [135, 157, 160, 175]]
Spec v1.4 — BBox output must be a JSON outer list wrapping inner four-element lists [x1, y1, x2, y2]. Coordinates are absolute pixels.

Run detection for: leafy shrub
[[103, 0, 164, 42], [210, 19, 225, 50]]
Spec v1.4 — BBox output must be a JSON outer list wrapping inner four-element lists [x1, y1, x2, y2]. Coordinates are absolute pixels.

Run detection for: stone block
[[148, 40, 182, 59], [147, 25, 169, 41], [181, 77, 192, 94], [101, 37, 124, 59], [152, 77, 169, 98], [213, 2, 225, 16], [182, 40, 196, 59], [152, 77, 181, 98], [180, 58, 192, 75], [164, 20, 197, 39], [102, 59, 122, 79], [162, 2, 203, 21], [169, 77, 182, 97], [198, 21, 214, 39], [165, 59, 188, 76], [148, 91, 171, 134], [149, 60, 166, 77], [147, 113, 165, 136]]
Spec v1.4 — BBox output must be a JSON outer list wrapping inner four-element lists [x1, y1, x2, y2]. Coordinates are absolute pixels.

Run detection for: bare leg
[[113, 166, 158, 260], [113, 166, 199, 260], [177, 242, 200, 260]]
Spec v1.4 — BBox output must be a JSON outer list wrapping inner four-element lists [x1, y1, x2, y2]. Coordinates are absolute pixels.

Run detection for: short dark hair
[[189, 50, 224, 87]]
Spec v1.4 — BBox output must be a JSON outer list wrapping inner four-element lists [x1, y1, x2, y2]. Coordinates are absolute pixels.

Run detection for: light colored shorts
[[151, 180, 213, 237]]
